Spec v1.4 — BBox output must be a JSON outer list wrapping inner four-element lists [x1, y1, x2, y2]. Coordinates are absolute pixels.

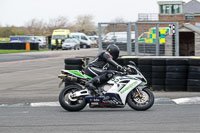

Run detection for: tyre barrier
[[64, 57, 200, 92], [187, 59, 200, 92], [152, 58, 166, 91], [138, 58, 152, 86], [165, 59, 188, 91], [0, 42, 39, 50]]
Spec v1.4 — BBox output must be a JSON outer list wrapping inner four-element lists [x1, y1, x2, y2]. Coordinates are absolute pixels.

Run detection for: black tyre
[[138, 58, 152, 65], [165, 79, 187, 85], [127, 88, 154, 111], [187, 86, 200, 92], [166, 72, 187, 79], [152, 78, 165, 85], [65, 65, 83, 70], [187, 79, 200, 86], [152, 66, 166, 72], [166, 59, 188, 65], [138, 65, 152, 72], [64, 58, 84, 65], [189, 66, 200, 72], [59, 85, 87, 111], [152, 72, 165, 78], [65, 82, 73, 87], [188, 72, 200, 79], [152, 58, 166, 66], [152, 85, 165, 91], [166, 66, 188, 72], [141, 72, 152, 78], [165, 85, 187, 91], [189, 59, 200, 66]]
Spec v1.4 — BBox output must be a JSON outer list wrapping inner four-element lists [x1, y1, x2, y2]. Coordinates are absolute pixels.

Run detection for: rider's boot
[[85, 76, 101, 94]]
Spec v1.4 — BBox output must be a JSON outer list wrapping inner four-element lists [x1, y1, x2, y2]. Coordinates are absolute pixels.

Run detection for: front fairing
[[106, 75, 142, 104]]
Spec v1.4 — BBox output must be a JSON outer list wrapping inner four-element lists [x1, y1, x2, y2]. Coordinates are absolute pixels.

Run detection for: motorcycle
[[58, 61, 154, 111]]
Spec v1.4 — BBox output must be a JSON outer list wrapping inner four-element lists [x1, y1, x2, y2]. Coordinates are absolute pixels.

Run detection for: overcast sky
[[0, 0, 192, 26]]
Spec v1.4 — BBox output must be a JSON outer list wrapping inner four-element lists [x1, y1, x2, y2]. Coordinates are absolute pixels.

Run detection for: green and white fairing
[[62, 70, 93, 79], [106, 75, 142, 104]]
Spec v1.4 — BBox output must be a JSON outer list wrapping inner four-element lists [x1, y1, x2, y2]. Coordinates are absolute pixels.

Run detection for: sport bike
[[58, 62, 154, 111]]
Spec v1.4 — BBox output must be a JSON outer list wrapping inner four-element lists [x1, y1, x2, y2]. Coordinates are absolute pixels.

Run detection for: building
[[137, 0, 200, 56], [158, 0, 200, 26]]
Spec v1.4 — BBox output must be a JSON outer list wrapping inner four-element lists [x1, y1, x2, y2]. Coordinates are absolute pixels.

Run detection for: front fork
[[135, 83, 148, 98]]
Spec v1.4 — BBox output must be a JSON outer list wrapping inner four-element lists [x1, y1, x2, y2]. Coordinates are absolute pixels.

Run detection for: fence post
[[127, 23, 132, 55], [175, 22, 179, 56], [156, 24, 160, 56], [134, 23, 139, 56], [98, 23, 103, 53]]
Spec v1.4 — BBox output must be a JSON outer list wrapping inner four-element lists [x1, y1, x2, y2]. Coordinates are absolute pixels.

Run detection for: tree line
[[0, 15, 97, 37], [0, 15, 128, 37]]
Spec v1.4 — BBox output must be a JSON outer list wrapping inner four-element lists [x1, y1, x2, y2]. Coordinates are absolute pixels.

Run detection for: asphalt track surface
[[0, 105, 200, 133], [0, 49, 98, 104], [0, 48, 200, 133]]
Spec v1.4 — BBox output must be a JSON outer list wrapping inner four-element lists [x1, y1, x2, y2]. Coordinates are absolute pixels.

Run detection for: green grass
[[0, 49, 50, 54]]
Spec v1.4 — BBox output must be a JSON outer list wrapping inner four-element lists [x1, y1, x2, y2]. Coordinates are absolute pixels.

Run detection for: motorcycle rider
[[85, 44, 124, 94]]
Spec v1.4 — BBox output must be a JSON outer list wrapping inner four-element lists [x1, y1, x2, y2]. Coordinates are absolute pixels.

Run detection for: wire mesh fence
[[98, 22, 179, 56]]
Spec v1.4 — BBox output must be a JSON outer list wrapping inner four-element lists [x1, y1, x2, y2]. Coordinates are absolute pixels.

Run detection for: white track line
[[1, 97, 200, 107], [172, 97, 200, 104]]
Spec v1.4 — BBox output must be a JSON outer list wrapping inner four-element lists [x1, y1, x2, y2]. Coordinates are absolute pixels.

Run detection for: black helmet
[[106, 44, 120, 60]]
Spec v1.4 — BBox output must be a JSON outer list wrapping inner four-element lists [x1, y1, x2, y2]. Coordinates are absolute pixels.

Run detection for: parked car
[[62, 38, 80, 50], [71, 33, 91, 48]]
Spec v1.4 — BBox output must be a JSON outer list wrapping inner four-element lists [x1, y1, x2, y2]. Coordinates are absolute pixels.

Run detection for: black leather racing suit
[[85, 51, 121, 88]]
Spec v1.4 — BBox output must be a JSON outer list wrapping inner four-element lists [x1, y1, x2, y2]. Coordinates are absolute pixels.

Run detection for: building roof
[[184, 0, 200, 14], [180, 23, 200, 34], [158, 0, 185, 5]]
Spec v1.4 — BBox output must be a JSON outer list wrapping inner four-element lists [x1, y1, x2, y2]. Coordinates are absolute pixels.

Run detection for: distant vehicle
[[88, 36, 98, 44], [62, 38, 80, 50], [116, 37, 127, 43], [9, 36, 46, 48], [51, 29, 71, 50], [35, 36, 47, 48], [71, 33, 91, 48], [102, 32, 135, 43], [0, 38, 9, 43], [10, 36, 35, 43], [138, 27, 170, 44]]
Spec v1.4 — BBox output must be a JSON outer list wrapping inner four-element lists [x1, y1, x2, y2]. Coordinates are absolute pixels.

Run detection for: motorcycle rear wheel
[[59, 85, 87, 112], [127, 88, 154, 111]]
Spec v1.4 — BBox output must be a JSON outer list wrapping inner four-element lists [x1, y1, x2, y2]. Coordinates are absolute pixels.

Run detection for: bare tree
[[47, 16, 70, 33], [25, 19, 45, 35], [105, 17, 128, 33], [111, 17, 127, 23], [74, 15, 97, 35]]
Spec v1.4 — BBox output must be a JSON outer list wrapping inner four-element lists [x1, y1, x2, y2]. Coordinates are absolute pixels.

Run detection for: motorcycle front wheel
[[59, 85, 87, 112], [127, 88, 154, 111]]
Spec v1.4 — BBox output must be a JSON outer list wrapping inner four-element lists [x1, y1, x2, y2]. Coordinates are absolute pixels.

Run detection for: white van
[[71, 33, 91, 48], [102, 32, 135, 43], [35, 36, 47, 48]]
